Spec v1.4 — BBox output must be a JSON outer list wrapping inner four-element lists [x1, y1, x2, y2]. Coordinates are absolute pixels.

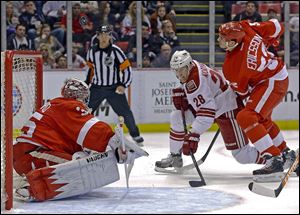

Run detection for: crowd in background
[[5, 1, 299, 69]]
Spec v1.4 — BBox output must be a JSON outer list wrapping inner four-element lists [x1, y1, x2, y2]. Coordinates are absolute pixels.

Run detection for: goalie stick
[[248, 148, 299, 198], [154, 129, 220, 174], [181, 107, 206, 187], [118, 116, 130, 188]]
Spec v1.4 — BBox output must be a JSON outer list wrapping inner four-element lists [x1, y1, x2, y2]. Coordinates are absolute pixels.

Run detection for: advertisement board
[[43, 69, 299, 124]]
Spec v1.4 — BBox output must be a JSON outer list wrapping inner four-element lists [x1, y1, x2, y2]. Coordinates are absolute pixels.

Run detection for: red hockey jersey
[[222, 19, 285, 95], [16, 97, 114, 155]]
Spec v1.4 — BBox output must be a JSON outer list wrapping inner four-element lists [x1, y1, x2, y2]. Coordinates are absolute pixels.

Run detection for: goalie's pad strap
[[26, 150, 119, 201]]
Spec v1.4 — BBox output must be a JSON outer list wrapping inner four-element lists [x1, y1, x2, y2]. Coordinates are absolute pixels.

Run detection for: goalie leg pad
[[25, 150, 119, 201]]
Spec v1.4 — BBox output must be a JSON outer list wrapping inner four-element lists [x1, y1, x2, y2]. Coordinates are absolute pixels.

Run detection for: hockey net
[[1, 51, 43, 210]]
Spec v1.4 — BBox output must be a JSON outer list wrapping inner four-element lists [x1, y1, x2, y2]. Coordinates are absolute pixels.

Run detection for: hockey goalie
[[13, 78, 148, 202]]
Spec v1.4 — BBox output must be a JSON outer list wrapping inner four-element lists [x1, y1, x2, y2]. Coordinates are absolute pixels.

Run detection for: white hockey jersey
[[184, 60, 238, 135]]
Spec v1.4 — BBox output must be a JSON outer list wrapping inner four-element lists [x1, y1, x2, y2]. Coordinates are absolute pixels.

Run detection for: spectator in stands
[[42, 1, 66, 28], [34, 1, 46, 17], [6, 1, 19, 38], [55, 55, 68, 69], [266, 8, 279, 21], [42, 1, 66, 45], [150, 4, 176, 35], [18, 1, 46, 40], [126, 21, 161, 63], [266, 9, 284, 60], [10, 1, 25, 17], [121, 1, 151, 41], [92, 1, 116, 32], [289, 15, 299, 66], [222, 1, 235, 22], [7, 24, 35, 50], [34, 24, 65, 59], [109, 1, 130, 23], [145, 1, 176, 18], [232, 1, 262, 22], [151, 44, 172, 68], [142, 52, 151, 68], [72, 43, 87, 69], [38, 43, 55, 70], [61, 3, 93, 45], [159, 19, 180, 50]]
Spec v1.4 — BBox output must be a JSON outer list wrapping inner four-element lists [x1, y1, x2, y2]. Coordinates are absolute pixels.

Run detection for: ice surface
[[3, 131, 299, 214]]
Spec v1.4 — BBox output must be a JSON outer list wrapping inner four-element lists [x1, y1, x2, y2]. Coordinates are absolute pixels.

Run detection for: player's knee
[[231, 148, 251, 164], [170, 110, 183, 129], [236, 109, 259, 129]]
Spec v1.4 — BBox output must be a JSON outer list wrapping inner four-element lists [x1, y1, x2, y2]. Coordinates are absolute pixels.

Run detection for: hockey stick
[[181, 108, 206, 187], [118, 116, 130, 188], [154, 128, 220, 174], [248, 149, 299, 198]]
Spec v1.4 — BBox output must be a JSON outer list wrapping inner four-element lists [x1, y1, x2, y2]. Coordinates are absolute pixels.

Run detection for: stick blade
[[189, 180, 206, 187], [248, 182, 276, 198]]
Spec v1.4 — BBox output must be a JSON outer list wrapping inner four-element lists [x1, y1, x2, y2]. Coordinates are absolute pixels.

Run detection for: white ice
[[4, 130, 299, 214]]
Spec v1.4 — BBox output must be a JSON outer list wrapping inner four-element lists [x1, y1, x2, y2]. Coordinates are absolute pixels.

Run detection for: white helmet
[[61, 78, 89, 103], [170, 50, 193, 71]]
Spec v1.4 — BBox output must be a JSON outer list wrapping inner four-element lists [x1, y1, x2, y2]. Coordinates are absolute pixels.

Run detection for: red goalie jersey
[[222, 19, 285, 95], [16, 97, 114, 155]]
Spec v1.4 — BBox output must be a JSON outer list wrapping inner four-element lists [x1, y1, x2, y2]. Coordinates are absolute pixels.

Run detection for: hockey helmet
[[218, 22, 245, 44], [170, 50, 193, 72], [61, 78, 89, 103], [96, 25, 112, 35]]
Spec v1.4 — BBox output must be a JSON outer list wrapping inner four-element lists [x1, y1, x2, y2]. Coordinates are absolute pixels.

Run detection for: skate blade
[[154, 166, 183, 174], [253, 172, 285, 183], [15, 188, 34, 202], [136, 142, 144, 147]]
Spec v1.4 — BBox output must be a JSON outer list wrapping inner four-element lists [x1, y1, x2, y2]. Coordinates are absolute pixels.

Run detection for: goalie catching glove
[[182, 132, 200, 155], [108, 127, 149, 164], [172, 88, 189, 111]]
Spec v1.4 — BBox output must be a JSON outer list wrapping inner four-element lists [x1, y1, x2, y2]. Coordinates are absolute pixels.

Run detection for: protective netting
[[1, 51, 41, 210], [1, 52, 7, 211]]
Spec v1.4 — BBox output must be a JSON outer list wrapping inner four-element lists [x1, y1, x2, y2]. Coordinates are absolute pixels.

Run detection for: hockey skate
[[132, 136, 144, 147], [253, 154, 285, 182], [14, 178, 34, 202], [155, 154, 183, 173], [283, 148, 299, 176]]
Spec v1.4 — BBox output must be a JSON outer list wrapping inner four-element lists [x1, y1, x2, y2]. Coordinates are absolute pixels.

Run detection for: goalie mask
[[61, 78, 89, 103], [170, 50, 193, 83]]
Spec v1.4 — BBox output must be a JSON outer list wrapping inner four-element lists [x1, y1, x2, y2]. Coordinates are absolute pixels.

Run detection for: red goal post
[[1, 50, 43, 210]]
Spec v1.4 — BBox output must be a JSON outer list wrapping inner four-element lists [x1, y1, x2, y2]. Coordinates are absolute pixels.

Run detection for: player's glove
[[182, 132, 200, 156], [172, 88, 189, 111]]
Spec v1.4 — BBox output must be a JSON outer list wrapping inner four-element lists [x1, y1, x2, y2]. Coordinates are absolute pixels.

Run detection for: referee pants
[[88, 84, 140, 138]]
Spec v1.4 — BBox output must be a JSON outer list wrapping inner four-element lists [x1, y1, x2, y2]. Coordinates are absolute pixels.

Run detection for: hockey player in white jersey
[[155, 50, 267, 171]]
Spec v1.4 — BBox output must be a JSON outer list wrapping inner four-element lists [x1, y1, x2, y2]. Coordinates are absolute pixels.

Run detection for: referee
[[85, 25, 144, 145]]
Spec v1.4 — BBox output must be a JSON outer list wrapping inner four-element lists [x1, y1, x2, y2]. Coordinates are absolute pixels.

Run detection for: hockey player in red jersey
[[155, 50, 267, 172], [218, 19, 297, 181], [13, 78, 148, 201]]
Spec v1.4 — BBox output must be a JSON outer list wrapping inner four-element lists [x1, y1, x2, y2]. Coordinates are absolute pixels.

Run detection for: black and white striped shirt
[[86, 43, 132, 88]]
